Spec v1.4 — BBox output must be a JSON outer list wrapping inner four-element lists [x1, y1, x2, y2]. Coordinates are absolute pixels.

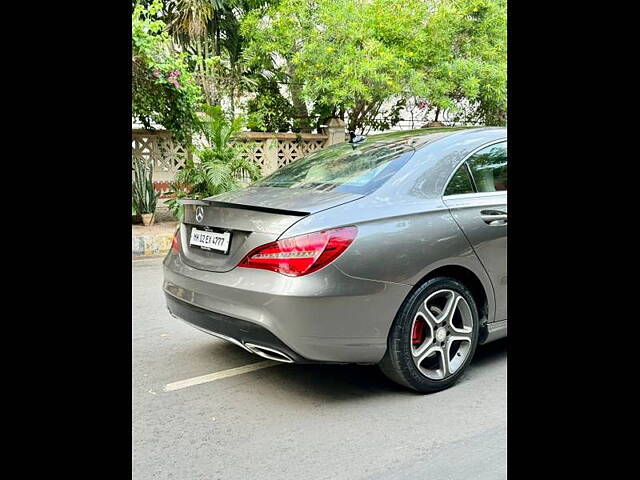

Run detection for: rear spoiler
[[180, 198, 310, 217]]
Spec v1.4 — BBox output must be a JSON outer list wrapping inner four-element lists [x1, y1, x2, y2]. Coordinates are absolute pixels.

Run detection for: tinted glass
[[467, 142, 507, 192], [253, 141, 415, 195], [445, 165, 475, 195]]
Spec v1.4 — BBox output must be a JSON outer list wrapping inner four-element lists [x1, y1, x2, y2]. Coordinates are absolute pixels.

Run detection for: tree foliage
[[246, 78, 295, 132], [132, 0, 506, 140], [419, 0, 507, 125], [242, 0, 506, 132], [161, 0, 269, 113], [132, 0, 203, 145]]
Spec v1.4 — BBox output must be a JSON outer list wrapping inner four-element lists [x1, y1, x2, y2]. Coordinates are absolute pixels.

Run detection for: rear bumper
[[162, 251, 412, 363], [165, 292, 310, 363]]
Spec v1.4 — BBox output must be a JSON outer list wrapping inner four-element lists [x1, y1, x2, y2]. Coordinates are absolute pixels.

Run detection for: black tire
[[379, 277, 480, 393]]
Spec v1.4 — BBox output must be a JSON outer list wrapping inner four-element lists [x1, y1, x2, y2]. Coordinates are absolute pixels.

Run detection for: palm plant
[[132, 157, 159, 215], [165, 105, 261, 220], [169, 0, 214, 39], [165, 0, 267, 110]]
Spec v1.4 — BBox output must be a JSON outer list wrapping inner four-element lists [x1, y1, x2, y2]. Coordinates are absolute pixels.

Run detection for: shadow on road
[[472, 337, 507, 368], [199, 336, 507, 402]]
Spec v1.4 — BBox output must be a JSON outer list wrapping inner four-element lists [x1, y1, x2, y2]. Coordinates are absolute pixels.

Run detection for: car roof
[[354, 127, 506, 155], [360, 126, 506, 200], [351, 127, 506, 152]]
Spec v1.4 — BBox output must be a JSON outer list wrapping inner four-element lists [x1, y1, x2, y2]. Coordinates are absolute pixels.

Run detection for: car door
[[442, 141, 507, 322]]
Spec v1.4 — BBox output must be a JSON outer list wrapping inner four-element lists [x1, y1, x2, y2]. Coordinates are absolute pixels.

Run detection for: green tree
[[241, 0, 320, 130], [242, 0, 506, 132], [296, 0, 432, 133], [246, 77, 294, 132], [132, 0, 203, 145], [242, 0, 435, 133], [165, 0, 269, 113], [418, 0, 507, 125]]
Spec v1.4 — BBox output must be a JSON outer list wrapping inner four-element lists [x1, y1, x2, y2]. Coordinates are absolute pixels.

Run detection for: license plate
[[189, 228, 231, 254]]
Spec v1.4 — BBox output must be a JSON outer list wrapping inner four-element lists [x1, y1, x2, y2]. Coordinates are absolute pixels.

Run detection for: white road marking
[[164, 360, 280, 392]]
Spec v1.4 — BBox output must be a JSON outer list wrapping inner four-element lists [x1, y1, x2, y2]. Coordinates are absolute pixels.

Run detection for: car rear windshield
[[253, 140, 415, 195]]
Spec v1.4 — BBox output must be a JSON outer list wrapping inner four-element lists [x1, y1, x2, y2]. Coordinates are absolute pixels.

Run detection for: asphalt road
[[133, 258, 507, 480]]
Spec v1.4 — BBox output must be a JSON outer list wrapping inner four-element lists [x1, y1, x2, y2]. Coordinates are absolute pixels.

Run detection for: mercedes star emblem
[[195, 206, 204, 223]]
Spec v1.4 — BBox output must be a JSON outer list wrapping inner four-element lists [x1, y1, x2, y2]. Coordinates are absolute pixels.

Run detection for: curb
[[132, 232, 174, 257]]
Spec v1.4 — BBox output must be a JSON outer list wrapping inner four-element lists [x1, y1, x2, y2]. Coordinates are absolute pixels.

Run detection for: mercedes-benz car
[[163, 127, 507, 392]]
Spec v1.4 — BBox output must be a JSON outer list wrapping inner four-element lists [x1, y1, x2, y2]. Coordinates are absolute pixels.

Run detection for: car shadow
[[471, 337, 507, 369], [202, 337, 507, 401]]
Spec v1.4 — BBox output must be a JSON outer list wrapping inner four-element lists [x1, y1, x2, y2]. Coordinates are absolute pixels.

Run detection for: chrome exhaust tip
[[244, 343, 295, 363]]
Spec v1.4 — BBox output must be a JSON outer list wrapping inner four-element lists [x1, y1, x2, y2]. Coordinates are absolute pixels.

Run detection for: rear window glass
[[445, 165, 475, 196], [467, 142, 507, 192], [253, 141, 415, 195]]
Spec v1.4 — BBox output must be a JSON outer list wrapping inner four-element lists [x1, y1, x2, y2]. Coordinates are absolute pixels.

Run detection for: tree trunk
[[215, 11, 221, 57], [230, 85, 235, 116], [348, 98, 363, 134], [288, 63, 310, 132], [196, 39, 207, 103], [211, 11, 218, 57]]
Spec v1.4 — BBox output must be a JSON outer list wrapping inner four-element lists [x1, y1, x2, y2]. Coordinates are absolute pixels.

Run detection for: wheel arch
[[404, 264, 494, 341]]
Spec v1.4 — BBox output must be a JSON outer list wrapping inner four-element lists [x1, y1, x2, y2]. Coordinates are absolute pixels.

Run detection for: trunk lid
[[178, 187, 363, 272]]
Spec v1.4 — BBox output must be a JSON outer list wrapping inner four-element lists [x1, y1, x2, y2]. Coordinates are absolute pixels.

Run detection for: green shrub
[[132, 0, 203, 146], [132, 157, 159, 215], [165, 105, 261, 220]]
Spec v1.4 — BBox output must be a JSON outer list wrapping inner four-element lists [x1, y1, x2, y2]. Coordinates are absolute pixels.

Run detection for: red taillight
[[171, 229, 181, 253], [239, 226, 357, 277]]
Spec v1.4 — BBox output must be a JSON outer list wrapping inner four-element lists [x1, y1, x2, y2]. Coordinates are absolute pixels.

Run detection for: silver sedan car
[[163, 127, 507, 392]]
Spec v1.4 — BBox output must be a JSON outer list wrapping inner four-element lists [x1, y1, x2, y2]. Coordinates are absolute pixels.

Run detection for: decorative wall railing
[[233, 132, 329, 179], [131, 129, 192, 196], [132, 121, 346, 197]]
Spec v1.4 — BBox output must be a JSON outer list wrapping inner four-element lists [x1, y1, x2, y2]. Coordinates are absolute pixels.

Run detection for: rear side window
[[467, 142, 507, 192], [253, 141, 415, 195], [445, 165, 475, 195]]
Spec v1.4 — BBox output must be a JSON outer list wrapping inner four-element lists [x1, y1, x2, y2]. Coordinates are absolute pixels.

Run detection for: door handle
[[480, 210, 507, 225]]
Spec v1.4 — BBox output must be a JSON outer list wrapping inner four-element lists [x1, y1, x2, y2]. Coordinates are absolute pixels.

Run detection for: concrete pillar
[[322, 117, 346, 146], [261, 138, 279, 175]]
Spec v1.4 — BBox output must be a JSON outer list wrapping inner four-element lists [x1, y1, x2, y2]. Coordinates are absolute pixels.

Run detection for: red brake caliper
[[412, 319, 426, 346]]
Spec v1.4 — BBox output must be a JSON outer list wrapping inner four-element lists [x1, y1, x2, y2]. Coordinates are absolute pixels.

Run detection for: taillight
[[239, 226, 357, 277], [171, 229, 181, 253]]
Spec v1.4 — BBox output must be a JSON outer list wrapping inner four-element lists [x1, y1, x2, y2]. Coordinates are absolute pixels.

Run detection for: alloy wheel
[[410, 289, 474, 380]]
